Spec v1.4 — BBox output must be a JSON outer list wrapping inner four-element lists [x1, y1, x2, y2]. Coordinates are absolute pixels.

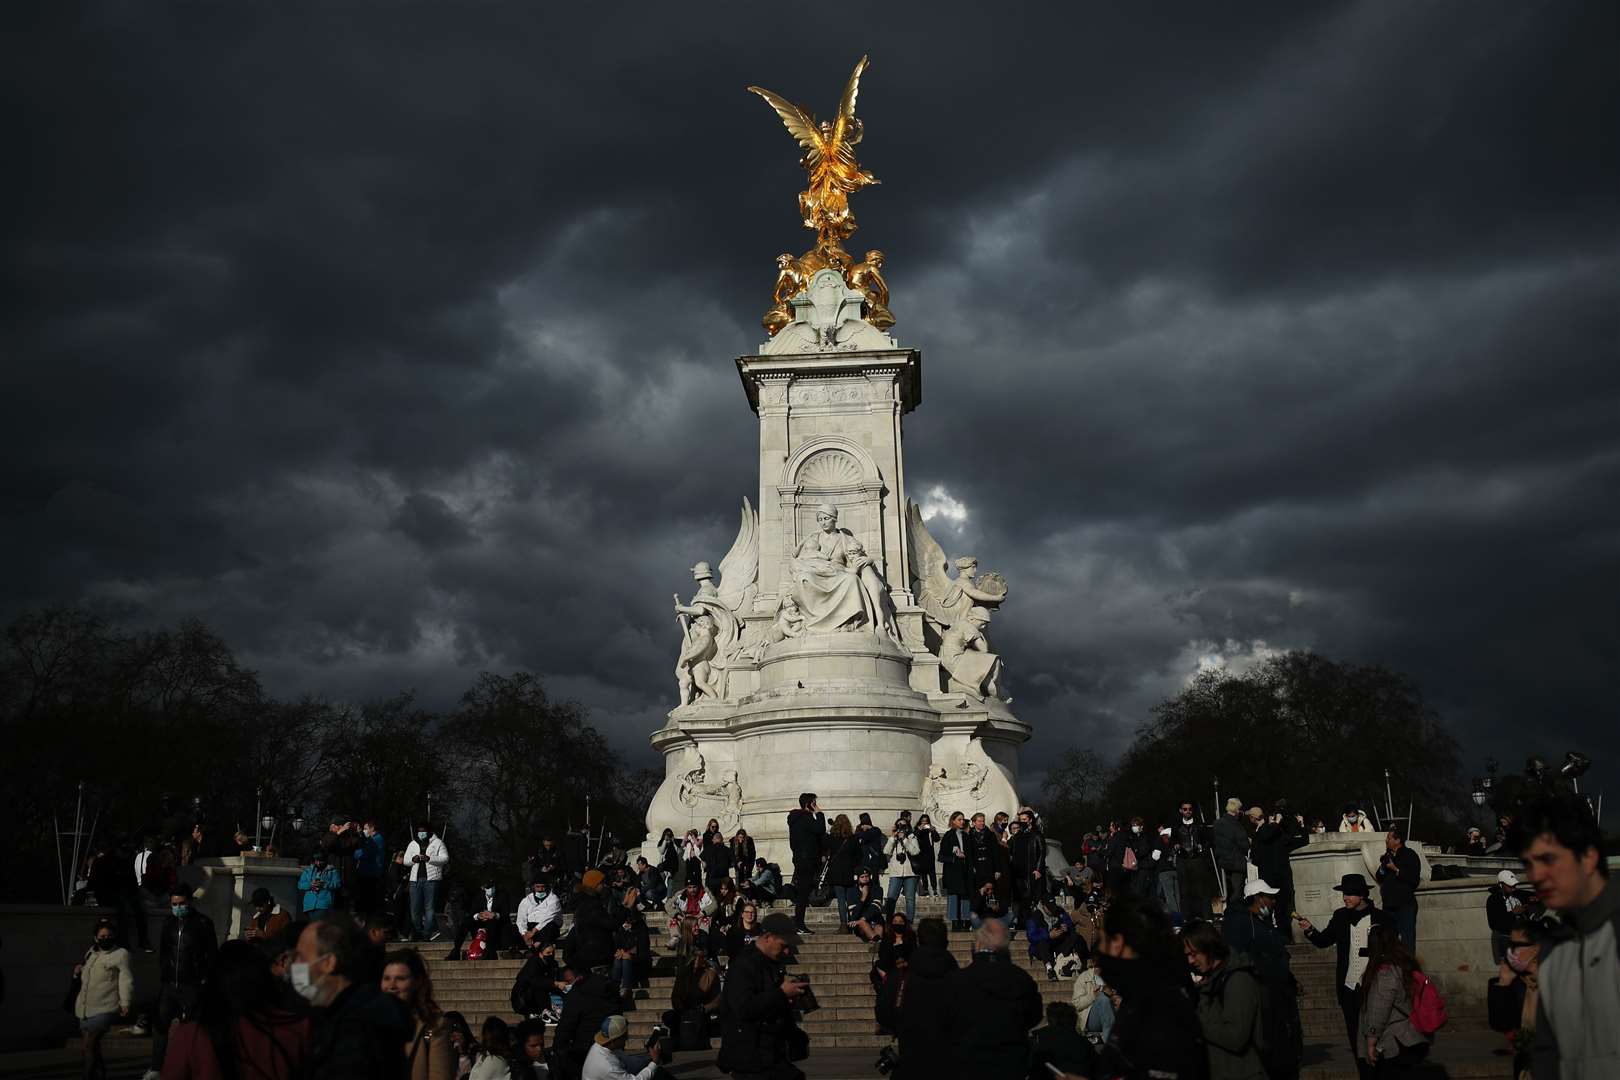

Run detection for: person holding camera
[[402, 823, 449, 943], [1375, 826, 1422, 950], [883, 819, 921, 922], [583, 1014, 669, 1080], [717, 913, 811, 1080]]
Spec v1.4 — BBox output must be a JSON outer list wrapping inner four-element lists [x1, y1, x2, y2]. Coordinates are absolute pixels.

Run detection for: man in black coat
[[717, 913, 809, 1080], [1297, 873, 1393, 1059], [552, 965, 619, 1080], [943, 919, 1042, 1079], [876, 916, 958, 1078], [152, 884, 218, 1074], [1172, 799, 1215, 920], [564, 869, 616, 973], [786, 793, 826, 935], [297, 918, 411, 1080], [1008, 807, 1047, 924], [448, 878, 511, 959], [1375, 825, 1423, 949]]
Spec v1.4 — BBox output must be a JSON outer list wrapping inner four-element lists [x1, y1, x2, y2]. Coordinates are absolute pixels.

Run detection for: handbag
[[811, 837, 852, 907]]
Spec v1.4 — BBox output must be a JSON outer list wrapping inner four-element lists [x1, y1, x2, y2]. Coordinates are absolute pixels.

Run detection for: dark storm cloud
[[3, 2, 1616, 798]]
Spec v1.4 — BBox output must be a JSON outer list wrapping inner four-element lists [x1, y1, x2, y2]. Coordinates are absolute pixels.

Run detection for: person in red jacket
[[161, 940, 311, 1080]]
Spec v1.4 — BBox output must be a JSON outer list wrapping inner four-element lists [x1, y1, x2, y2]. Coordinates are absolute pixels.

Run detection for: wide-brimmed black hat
[[1332, 873, 1371, 897]]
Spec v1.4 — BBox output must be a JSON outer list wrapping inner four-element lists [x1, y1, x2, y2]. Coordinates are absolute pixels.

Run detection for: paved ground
[[0, 1031, 1516, 1079]]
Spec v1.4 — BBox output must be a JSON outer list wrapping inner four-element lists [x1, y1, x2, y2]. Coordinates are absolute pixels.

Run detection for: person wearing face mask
[[401, 823, 450, 943], [1091, 893, 1205, 1080], [517, 874, 564, 950], [74, 918, 133, 1080], [942, 919, 1042, 1079], [1106, 818, 1145, 900], [147, 887, 217, 1080], [1487, 918, 1540, 1080], [449, 879, 510, 961], [352, 820, 387, 915], [300, 852, 343, 915], [294, 919, 411, 1080], [163, 940, 313, 1079]]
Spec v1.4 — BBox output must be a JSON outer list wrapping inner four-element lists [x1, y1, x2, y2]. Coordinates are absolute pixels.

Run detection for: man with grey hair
[[1213, 796, 1250, 908], [294, 918, 410, 1079], [944, 918, 1043, 1078]]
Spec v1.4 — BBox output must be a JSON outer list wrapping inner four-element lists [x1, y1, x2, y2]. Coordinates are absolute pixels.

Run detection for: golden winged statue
[[748, 55, 879, 248]]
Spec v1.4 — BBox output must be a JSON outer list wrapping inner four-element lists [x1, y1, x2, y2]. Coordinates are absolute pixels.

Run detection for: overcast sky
[[5, 3, 1617, 805]]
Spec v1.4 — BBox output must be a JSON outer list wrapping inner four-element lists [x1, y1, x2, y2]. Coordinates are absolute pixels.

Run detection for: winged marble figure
[[907, 500, 1009, 700], [673, 499, 759, 705], [748, 55, 879, 244]]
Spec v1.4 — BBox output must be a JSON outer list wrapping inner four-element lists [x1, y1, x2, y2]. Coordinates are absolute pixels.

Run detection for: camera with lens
[[875, 1044, 901, 1075]]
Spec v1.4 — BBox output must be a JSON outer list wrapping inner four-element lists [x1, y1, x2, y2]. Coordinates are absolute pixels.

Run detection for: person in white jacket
[[582, 1015, 664, 1080], [401, 823, 450, 942], [517, 875, 564, 948], [883, 819, 922, 922]]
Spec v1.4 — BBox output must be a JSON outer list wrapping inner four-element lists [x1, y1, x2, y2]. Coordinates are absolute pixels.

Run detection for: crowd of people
[[63, 788, 1614, 1080]]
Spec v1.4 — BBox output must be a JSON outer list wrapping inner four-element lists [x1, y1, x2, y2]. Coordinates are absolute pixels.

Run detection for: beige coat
[[406, 1015, 457, 1080], [75, 945, 133, 1019]]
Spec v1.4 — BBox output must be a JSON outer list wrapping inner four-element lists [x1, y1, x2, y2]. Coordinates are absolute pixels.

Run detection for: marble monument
[[642, 56, 1031, 867]]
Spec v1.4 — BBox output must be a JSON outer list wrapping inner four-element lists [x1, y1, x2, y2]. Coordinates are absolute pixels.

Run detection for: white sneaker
[[143, 1071, 162, 1080], [126, 1022, 150, 1036]]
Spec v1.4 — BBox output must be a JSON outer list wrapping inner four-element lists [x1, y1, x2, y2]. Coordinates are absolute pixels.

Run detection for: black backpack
[[1224, 967, 1302, 1080]]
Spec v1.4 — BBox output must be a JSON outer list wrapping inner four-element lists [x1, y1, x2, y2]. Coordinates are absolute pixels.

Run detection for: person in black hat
[[717, 912, 810, 1080], [1295, 874, 1392, 1074]]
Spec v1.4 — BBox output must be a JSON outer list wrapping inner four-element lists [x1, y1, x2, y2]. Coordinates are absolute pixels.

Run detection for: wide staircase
[[428, 896, 1491, 1067]]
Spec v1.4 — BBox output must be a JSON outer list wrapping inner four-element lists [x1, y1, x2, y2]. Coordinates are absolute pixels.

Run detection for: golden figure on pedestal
[[749, 56, 896, 337]]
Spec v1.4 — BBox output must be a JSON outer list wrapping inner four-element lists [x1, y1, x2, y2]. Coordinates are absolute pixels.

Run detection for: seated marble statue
[[939, 606, 1003, 700], [791, 503, 900, 642]]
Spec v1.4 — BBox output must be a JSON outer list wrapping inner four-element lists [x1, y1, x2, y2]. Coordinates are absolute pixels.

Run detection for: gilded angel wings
[[748, 55, 879, 243]]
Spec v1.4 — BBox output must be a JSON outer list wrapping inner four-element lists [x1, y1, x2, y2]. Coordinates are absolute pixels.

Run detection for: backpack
[[1226, 968, 1302, 1080], [1408, 971, 1449, 1035]]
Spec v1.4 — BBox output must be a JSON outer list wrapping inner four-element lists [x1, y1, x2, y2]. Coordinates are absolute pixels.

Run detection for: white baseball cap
[[1243, 879, 1279, 898], [1497, 870, 1519, 886]]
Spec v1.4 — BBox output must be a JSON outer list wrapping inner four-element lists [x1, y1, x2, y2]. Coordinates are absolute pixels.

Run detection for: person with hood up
[[943, 920, 1042, 1079], [1183, 920, 1267, 1080]]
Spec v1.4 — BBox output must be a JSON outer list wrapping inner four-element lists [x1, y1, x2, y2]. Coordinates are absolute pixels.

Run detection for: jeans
[[832, 885, 857, 926], [1157, 870, 1181, 918], [1085, 991, 1115, 1041], [1390, 905, 1418, 950], [946, 893, 970, 923], [409, 879, 440, 939], [884, 876, 917, 921], [611, 956, 634, 991], [151, 984, 200, 1069]]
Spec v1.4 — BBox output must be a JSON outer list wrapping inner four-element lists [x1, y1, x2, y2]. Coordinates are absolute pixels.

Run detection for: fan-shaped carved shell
[[797, 449, 863, 489]]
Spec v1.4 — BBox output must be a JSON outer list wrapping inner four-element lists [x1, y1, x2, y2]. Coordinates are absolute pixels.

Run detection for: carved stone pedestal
[[645, 301, 1032, 867]]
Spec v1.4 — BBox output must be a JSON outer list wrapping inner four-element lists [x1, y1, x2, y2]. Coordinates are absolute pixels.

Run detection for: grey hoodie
[[1535, 875, 1620, 1080]]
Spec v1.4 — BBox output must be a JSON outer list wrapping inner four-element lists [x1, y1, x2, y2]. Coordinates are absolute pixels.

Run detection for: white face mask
[[1131, 825, 1142, 834], [289, 961, 323, 1004]]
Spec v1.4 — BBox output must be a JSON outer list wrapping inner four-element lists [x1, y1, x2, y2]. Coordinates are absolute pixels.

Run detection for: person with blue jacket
[[298, 851, 342, 913], [351, 819, 387, 913]]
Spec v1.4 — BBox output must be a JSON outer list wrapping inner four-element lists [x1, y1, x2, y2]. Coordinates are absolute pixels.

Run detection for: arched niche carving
[[778, 437, 887, 579]]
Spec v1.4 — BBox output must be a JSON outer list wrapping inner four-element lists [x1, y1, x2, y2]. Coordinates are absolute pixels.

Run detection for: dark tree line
[[0, 608, 655, 903], [1044, 651, 1474, 840]]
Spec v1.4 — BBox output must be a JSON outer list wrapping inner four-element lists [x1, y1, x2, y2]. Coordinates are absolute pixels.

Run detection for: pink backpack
[[1408, 971, 1449, 1035]]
